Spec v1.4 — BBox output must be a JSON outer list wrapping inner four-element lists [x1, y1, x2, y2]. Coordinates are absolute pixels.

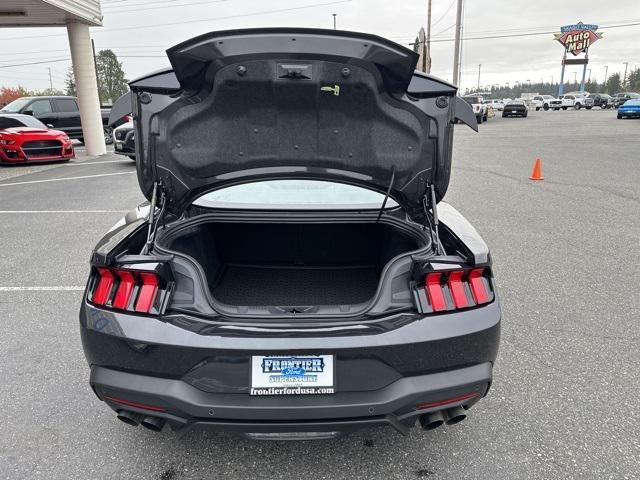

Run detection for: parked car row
[[0, 96, 114, 144]]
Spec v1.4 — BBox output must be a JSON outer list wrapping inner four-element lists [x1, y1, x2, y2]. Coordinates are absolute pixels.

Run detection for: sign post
[[554, 22, 602, 96]]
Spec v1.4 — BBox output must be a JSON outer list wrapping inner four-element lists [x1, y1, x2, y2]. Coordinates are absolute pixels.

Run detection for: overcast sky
[[0, 0, 638, 93]]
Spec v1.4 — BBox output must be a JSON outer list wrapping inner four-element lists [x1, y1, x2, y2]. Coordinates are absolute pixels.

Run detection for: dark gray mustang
[[80, 28, 500, 440]]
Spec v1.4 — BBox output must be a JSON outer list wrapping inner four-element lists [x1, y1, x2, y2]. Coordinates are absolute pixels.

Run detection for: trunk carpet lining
[[212, 264, 379, 306]]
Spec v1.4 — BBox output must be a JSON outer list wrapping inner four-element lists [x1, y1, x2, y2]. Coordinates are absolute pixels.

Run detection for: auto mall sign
[[554, 22, 602, 56]]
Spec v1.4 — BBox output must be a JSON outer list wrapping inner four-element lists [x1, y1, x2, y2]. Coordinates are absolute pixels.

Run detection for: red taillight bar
[[112, 270, 135, 309], [447, 270, 469, 309], [134, 272, 159, 313], [425, 272, 447, 311], [92, 268, 115, 305], [468, 268, 490, 304]]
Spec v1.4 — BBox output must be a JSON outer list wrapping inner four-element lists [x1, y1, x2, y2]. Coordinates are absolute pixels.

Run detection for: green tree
[[628, 67, 640, 91], [65, 66, 76, 96], [95, 49, 128, 104], [605, 73, 621, 94]]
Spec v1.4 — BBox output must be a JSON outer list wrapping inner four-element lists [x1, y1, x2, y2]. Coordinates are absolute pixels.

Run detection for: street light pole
[[623, 62, 629, 86], [603, 65, 608, 85], [477, 63, 481, 92], [425, 0, 432, 73], [332, 13, 337, 30], [452, 0, 463, 86]]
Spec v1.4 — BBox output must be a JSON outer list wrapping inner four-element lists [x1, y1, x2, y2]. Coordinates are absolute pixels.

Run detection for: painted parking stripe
[[67, 160, 131, 165], [0, 171, 134, 187], [0, 210, 128, 213], [0, 286, 85, 291]]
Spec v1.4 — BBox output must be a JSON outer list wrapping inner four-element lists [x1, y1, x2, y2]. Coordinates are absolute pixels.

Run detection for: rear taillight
[[421, 267, 493, 313], [88, 266, 171, 314]]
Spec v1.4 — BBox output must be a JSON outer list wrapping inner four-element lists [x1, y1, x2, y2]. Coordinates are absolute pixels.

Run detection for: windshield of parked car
[[193, 180, 400, 210], [542, 95, 554, 99], [623, 99, 640, 106], [0, 98, 33, 113], [507, 100, 525, 105], [0, 115, 47, 130]]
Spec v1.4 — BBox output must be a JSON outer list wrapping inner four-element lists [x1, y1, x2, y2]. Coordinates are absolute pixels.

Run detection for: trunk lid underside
[[127, 28, 473, 217]]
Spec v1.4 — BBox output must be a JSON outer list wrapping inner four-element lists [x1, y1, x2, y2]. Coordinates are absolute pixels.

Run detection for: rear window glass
[[193, 180, 399, 210], [0, 115, 46, 129], [52, 98, 78, 112]]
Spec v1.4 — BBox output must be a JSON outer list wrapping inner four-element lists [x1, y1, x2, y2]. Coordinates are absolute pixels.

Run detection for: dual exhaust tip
[[419, 406, 467, 431], [116, 410, 166, 432]]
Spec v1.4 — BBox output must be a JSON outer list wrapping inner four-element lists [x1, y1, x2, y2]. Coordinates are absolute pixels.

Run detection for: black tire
[[128, 155, 136, 161], [502, 113, 507, 118], [617, 114, 623, 119], [553, 108, 560, 111], [562, 107, 568, 110], [535, 107, 540, 111], [574, 103, 581, 110], [543, 104, 549, 111], [483, 113, 488, 121], [586, 106, 592, 110], [78, 137, 84, 144], [477, 115, 483, 124], [523, 112, 528, 117], [104, 127, 114, 145]]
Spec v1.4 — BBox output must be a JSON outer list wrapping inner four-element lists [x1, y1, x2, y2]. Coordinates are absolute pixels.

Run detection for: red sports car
[[0, 113, 74, 164]]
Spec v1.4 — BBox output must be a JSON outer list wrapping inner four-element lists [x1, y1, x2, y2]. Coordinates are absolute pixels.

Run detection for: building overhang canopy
[[0, 0, 102, 27]]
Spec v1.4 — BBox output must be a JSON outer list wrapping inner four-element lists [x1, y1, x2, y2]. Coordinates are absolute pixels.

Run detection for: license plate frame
[[250, 355, 335, 396]]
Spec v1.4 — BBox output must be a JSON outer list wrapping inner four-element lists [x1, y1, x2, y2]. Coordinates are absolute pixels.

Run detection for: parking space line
[[0, 286, 84, 291], [67, 160, 131, 165], [0, 210, 128, 213], [0, 171, 134, 187]]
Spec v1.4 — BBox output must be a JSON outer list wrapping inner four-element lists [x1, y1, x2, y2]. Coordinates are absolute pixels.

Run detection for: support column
[[66, 22, 106, 156]]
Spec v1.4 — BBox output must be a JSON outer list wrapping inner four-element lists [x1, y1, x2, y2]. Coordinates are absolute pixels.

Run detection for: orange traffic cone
[[529, 158, 544, 181]]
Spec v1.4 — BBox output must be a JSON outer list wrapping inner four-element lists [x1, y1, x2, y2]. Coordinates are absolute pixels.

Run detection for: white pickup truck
[[462, 95, 489, 123], [558, 94, 594, 110]]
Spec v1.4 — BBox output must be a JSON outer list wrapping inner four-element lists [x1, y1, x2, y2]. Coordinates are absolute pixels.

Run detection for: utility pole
[[623, 62, 629, 87], [477, 63, 481, 92], [48, 67, 53, 90], [603, 65, 608, 86], [587, 69, 591, 82], [91, 39, 101, 103], [425, 0, 432, 73], [332, 13, 337, 30], [452, 0, 463, 86]]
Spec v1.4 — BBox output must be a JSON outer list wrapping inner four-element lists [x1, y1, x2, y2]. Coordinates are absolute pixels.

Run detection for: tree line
[[464, 67, 640, 98], [0, 49, 128, 107]]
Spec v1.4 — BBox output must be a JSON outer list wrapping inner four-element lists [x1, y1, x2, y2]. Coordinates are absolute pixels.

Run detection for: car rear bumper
[[81, 296, 500, 436], [90, 361, 492, 436]]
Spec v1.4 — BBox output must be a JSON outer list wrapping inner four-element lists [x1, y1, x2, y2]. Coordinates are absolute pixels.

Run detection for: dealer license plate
[[250, 355, 335, 395], [115, 142, 122, 150]]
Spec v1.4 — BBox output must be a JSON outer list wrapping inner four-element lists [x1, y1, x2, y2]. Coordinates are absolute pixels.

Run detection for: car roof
[[0, 112, 36, 119]]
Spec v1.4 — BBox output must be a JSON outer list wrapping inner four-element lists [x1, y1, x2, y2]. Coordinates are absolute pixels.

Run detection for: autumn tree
[[95, 49, 128, 104]]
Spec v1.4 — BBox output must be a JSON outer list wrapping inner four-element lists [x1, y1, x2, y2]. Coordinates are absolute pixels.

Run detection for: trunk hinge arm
[[423, 183, 444, 255], [141, 181, 167, 255]]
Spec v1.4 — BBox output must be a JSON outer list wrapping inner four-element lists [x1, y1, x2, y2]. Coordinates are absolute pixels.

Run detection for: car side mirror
[[46, 124, 54, 129], [23, 110, 34, 116]]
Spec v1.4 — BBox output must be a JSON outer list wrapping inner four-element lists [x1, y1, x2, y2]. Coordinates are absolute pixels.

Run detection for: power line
[[0, 58, 71, 69], [102, 0, 229, 14], [431, 0, 455, 29], [0, 0, 353, 41]]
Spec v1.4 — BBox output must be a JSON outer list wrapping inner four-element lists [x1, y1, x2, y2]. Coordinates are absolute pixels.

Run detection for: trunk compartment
[[158, 220, 426, 312]]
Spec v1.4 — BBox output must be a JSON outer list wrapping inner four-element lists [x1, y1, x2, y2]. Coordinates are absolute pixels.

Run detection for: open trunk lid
[[127, 28, 476, 218]]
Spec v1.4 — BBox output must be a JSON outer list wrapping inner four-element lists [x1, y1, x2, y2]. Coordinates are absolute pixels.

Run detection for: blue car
[[617, 99, 640, 118]]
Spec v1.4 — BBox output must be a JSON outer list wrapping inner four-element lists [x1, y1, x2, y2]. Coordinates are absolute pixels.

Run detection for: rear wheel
[[586, 106, 592, 110], [543, 104, 549, 111], [535, 107, 540, 111], [574, 103, 581, 110], [477, 115, 483, 124], [128, 155, 136, 161], [617, 114, 623, 119], [562, 107, 568, 110], [104, 127, 114, 145]]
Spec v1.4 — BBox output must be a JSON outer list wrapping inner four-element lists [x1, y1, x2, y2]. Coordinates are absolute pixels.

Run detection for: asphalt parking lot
[[1, 108, 638, 480]]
